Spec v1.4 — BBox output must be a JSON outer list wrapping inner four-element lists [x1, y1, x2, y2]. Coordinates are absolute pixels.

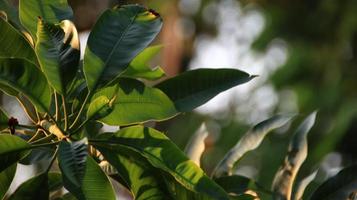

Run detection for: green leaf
[[64, 156, 116, 200], [97, 146, 168, 200], [19, 146, 55, 165], [122, 45, 165, 80], [19, 0, 73, 40], [9, 172, 49, 200], [185, 123, 209, 167], [83, 5, 162, 91], [35, 19, 80, 95], [0, 58, 51, 113], [86, 96, 113, 121], [272, 112, 317, 200], [0, 164, 16, 199], [58, 139, 88, 187], [91, 78, 177, 126], [213, 114, 295, 177], [310, 165, 357, 200], [0, 18, 37, 64], [48, 172, 63, 192], [0, 134, 30, 172], [92, 125, 230, 200], [0, 0, 21, 28], [156, 68, 256, 112], [0, 107, 9, 130], [214, 175, 261, 196]]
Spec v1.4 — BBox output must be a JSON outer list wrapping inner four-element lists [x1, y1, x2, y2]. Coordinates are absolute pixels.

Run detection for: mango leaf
[[0, 134, 30, 172], [272, 112, 317, 200], [35, 19, 80, 95], [0, 164, 16, 199], [213, 114, 295, 177], [83, 5, 162, 91], [0, 58, 51, 113], [185, 123, 209, 167], [0, 18, 37, 64], [0, 107, 9, 130], [97, 145, 169, 200], [309, 165, 357, 200], [58, 139, 88, 187], [122, 45, 165, 80], [19, 0, 73, 40], [156, 68, 256, 112], [63, 156, 116, 200], [9, 172, 49, 200], [91, 126, 230, 200], [91, 78, 177, 126], [86, 96, 113, 121]]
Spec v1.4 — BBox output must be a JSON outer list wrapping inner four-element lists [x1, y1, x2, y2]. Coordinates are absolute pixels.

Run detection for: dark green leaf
[[214, 175, 260, 195], [58, 139, 87, 187], [0, 107, 9, 130], [48, 172, 63, 192], [0, 58, 51, 112], [91, 78, 177, 126], [272, 112, 317, 200], [64, 156, 116, 200], [122, 45, 165, 80], [0, 164, 16, 199], [310, 165, 357, 200], [97, 146, 168, 200], [19, 0, 73, 40], [35, 19, 80, 95], [0, 18, 37, 64], [0, 134, 30, 172], [0, 0, 21, 28], [20, 146, 55, 165], [83, 5, 162, 91], [9, 172, 49, 200], [213, 114, 295, 177], [156, 68, 256, 112], [92, 125, 229, 200], [86, 96, 113, 121]]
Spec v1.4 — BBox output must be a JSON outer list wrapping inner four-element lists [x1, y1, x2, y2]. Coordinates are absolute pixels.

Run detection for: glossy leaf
[[83, 5, 162, 91], [9, 172, 49, 200], [0, 164, 16, 199], [185, 123, 209, 167], [58, 139, 88, 187], [0, 107, 9, 130], [86, 96, 113, 121], [35, 19, 80, 95], [122, 45, 165, 80], [19, 0, 73, 40], [63, 156, 116, 200], [91, 78, 177, 126], [0, 58, 51, 112], [97, 146, 168, 199], [0, 134, 30, 172], [91, 125, 230, 200], [156, 68, 256, 112], [272, 112, 317, 200], [0, 18, 36, 64], [213, 114, 295, 177]]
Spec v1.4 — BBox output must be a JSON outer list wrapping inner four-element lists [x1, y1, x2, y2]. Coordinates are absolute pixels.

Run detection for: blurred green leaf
[[0, 134, 30, 172], [0, 108, 9, 130], [35, 19, 80, 95], [0, 164, 16, 199], [83, 5, 162, 91], [156, 68, 255, 112]]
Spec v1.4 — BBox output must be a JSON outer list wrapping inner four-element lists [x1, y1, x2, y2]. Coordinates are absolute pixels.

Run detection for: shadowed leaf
[[0, 164, 16, 199], [9, 173, 49, 200], [0, 134, 30, 172]]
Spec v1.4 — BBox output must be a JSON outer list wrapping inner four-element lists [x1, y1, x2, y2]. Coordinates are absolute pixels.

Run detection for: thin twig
[[46, 147, 59, 173], [62, 95, 68, 131], [69, 91, 92, 130]]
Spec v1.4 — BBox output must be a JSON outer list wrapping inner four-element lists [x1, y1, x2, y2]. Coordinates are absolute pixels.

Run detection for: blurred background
[[3, 0, 357, 199]]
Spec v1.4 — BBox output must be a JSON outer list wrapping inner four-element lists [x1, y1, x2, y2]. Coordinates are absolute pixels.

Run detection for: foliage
[[0, 1, 354, 200]]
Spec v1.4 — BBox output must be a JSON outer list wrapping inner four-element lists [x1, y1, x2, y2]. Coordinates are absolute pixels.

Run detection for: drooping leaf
[[58, 139, 88, 187], [156, 68, 256, 112], [0, 107, 9, 130], [213, 114, 295, 177], [272, 112, 317, 200], [294, 170, 317, 200], [91, 126, 230, 200], [122, 45, 165, 80], [0, 164, 16, 199], [91, 78, 177, 126], [0, 58, 51, 112], [0, 18, 37, 64], [63, 156, 116, 200], [35, 19, 80, 95], [19, 0, 73, 40], [0, 134, 30, 172], [9, 172, 49, 200], [86, 96, 113, 121], [309, 165, 357, 200], [185, 123, 209, 167], [97, 145, 169, 200], [83, 5, 162, 91]]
